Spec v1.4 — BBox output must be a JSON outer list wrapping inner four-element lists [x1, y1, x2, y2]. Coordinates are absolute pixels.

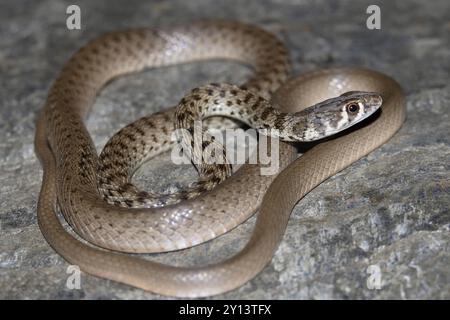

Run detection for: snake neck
[[175, 83, 323, 142]]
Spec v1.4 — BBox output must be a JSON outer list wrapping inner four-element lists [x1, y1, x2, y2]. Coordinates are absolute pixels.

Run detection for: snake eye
[[346, 103, 359, 114]]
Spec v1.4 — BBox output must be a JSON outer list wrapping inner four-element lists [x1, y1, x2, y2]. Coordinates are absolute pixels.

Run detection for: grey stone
[[0, 0, 449, 299]]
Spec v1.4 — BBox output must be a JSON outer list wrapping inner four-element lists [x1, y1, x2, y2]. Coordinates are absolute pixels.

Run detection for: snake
[[34, 21, 406, 297], [98, 82, 382, 208]]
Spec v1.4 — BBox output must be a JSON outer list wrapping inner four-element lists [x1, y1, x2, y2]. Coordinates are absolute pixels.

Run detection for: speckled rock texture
[[0, 0, 449, 299]]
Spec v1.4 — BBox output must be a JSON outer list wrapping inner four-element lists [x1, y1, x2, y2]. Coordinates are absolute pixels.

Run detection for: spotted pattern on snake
[[35, 21, 406, 297], [98, 82, 382, 208]]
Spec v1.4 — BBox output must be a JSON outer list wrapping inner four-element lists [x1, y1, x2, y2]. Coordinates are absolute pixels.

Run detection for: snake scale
[[35, 21, 406, 297]]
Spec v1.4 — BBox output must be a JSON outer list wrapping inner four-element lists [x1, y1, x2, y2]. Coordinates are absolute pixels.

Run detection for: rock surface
[[0, 0, 449, 299]]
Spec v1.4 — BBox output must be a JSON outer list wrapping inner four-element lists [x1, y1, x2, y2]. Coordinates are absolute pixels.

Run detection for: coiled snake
[[35, 21, 406, 297]]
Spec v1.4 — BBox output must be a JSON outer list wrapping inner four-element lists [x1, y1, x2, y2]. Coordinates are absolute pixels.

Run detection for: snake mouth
[[349, 108, 382, 133]]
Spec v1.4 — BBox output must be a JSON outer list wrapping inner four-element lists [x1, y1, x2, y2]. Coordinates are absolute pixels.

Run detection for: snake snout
[[366, 93, 383, 108], [362, 93, 383, 115]]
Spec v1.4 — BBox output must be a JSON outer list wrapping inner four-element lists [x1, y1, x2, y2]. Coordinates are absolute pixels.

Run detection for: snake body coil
[[35, 21, 406, 297]]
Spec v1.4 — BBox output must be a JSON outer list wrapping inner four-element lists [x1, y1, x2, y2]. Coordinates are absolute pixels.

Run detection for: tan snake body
[[35, 21, 406, 297]]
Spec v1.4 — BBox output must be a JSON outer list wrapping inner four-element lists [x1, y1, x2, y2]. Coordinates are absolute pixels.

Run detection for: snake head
[[290, 91, 383, 141], [335, 91, 383, 129], [319, 90, 383, 137]]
